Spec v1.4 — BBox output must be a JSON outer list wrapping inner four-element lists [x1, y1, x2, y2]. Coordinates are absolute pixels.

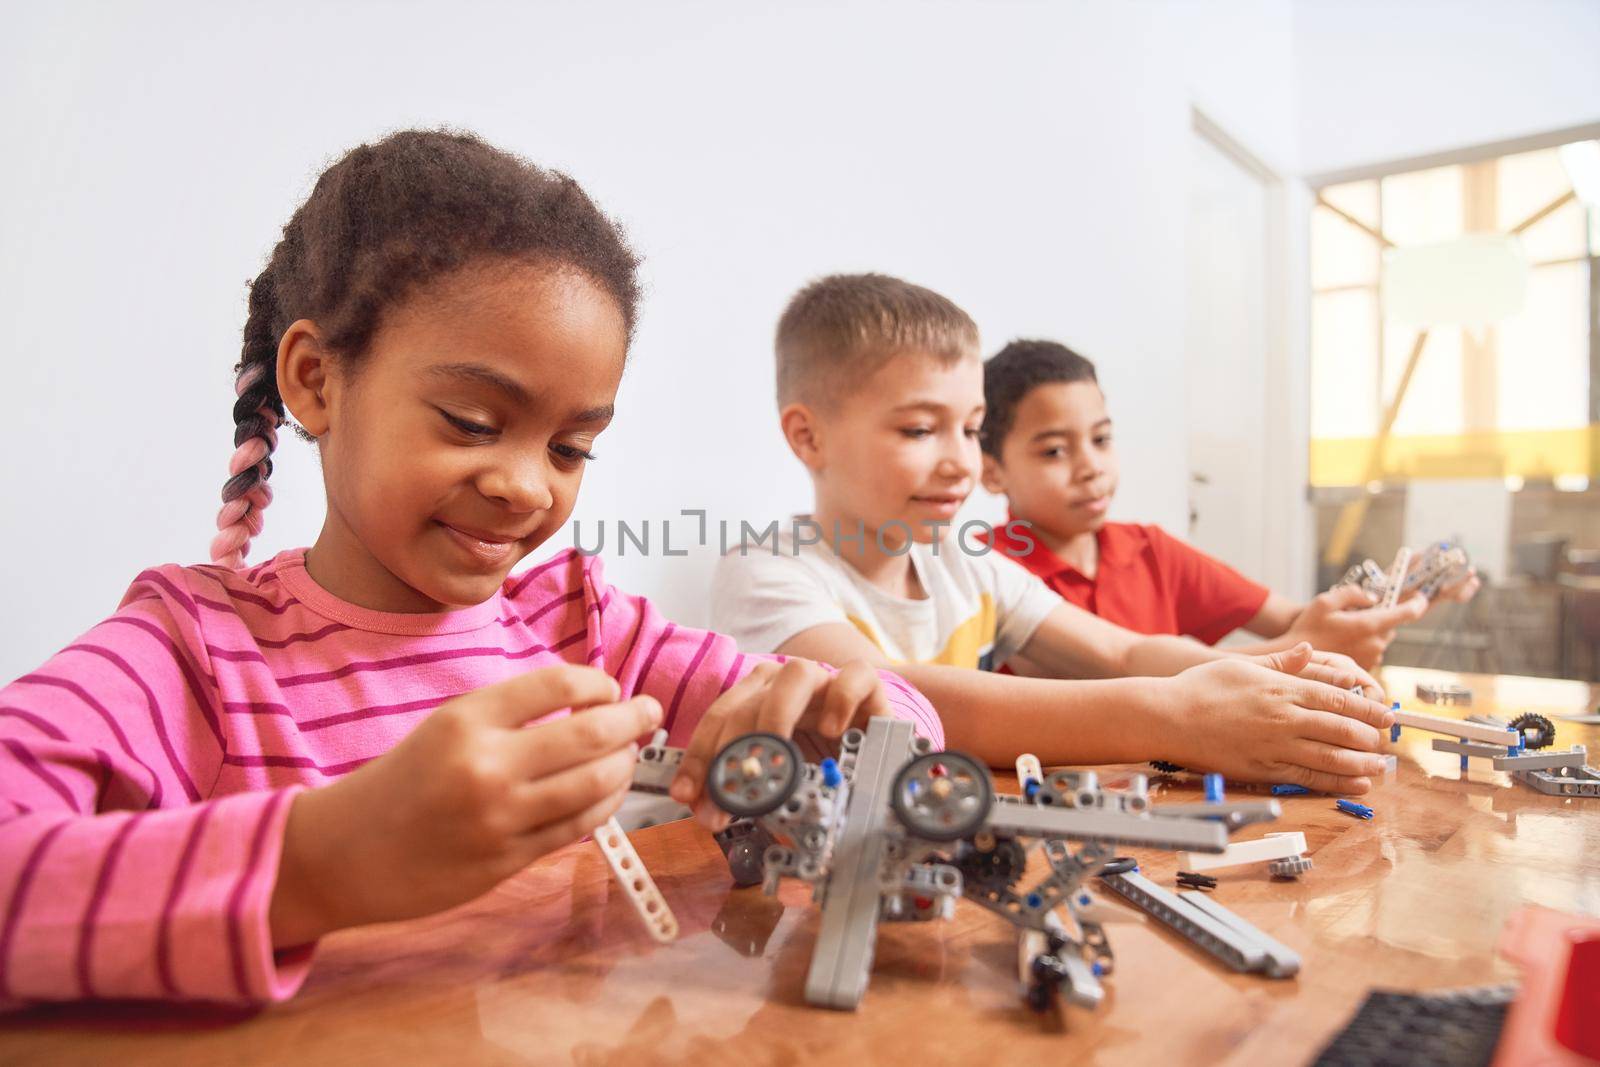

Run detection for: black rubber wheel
[[890, 750, 993, 841], [707, 733, 804, 818], [1509, 712, 1556, 750]]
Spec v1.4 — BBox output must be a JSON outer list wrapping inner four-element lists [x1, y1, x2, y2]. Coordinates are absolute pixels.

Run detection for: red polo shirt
[[983, 518, 1270, 646]]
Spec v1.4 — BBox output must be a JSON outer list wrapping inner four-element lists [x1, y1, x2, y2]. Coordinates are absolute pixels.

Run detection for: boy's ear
[[980, 452, 1007, 495], [779, 401, 826, 472], [277, 319, 334, 438]]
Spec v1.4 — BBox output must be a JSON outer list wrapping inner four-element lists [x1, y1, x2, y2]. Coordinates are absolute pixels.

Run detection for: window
[[1309, 143, 1596, 489]]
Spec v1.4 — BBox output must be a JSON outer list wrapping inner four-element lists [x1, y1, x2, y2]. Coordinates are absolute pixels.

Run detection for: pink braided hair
[[209, 361, 281, 568]]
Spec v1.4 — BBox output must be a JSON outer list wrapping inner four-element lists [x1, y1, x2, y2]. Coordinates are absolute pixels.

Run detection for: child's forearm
[[1121, 634, 1231, 676], [891, 663, 1177, 767], [1217, 633, 1303, 656]]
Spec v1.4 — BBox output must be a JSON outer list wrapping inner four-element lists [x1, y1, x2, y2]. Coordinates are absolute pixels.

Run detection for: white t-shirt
[[708, 518, 1059, 670]]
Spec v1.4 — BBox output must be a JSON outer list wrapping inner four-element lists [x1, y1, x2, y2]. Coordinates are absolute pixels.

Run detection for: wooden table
[[4, 667, 1597, 1065]]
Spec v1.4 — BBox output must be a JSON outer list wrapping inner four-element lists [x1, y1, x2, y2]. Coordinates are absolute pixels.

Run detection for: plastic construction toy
[[1175, 871, 1218, 891], [1097, 867, 1301, 979], [1271, 783, 1311, 796], [1383, 698, 1600, 799], [1417, 682, 1473, 706], [593, 815, 679, 942], [629, 716, 1286, 1012], [1312, 985, 1515, 1067], [1335, 799, 1374, 820], [1177, 831, 1313, 879], [1336, 541, 1471, 605]]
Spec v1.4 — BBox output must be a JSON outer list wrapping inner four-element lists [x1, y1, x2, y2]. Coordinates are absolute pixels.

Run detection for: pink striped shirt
[[0, 547, 940, 1008]]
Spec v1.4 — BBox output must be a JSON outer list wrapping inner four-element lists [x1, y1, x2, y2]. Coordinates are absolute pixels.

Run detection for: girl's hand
[[1153, 656, 1395, 795], [669, 658, 889, 829], [269, 664, 661, 947]]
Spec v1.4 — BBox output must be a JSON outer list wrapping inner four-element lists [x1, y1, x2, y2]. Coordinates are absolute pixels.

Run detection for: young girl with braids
[[0, 130, 940, 1008]]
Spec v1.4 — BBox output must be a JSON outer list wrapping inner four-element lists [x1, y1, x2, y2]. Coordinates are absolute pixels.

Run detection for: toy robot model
[[1337, 542, 1471, 604], [630, 716, 1284, 1011]]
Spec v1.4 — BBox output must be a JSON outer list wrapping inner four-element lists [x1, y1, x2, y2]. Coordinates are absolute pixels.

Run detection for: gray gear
[[1268, 855, 1313, 878]]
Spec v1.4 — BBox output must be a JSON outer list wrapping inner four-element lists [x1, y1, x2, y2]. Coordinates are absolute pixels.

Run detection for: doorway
[[1186, 116, 1273, 585]]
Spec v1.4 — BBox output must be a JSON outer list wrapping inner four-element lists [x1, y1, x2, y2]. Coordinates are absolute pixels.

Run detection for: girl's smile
[[279, 263, 628, 614]]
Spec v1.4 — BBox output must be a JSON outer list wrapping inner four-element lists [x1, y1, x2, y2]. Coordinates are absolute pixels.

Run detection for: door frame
[[1190, 108, 1313, 599]]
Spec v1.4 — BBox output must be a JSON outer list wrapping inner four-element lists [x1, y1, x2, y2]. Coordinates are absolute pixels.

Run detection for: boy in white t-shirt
[[710, 273, 1396, 794]]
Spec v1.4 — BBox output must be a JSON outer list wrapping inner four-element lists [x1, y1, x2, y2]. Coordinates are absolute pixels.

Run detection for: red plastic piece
[[1493, 906, 1600, 1066]]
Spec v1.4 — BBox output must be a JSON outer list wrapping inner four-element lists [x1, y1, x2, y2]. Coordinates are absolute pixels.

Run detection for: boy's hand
[[269, 665, 661, 947], [669, 658, 889, 829], [1246, 641, 1383, 700], [1156, 658, 1395, 795], [1427, 568, 1481, 605], [1286, 585, 1427, 669]]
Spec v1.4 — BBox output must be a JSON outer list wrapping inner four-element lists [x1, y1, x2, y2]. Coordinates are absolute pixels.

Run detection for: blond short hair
[[775, 273, 980, 409]]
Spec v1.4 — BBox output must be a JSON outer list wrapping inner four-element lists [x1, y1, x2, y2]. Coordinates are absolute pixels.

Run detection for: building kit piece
[[593, 816, 679, 943], [1312, 986, 1515, 1067], [1177, 890, 1302, 978], [1392, 708, 1521, 747], [1510, 764, 1600, 798], [1379, 754, 1399, 782], [631, 718, 1287, 1013], [1096, 868, 1298, 978], [1430, 737, 1600, 796], [1380, 546, 1412, 610], [1466, 712, 1559, 750], [1417, 682, 1473, 706], [1490, 746, 1589, 773], [1432, 738, 1508, 759], [1336, 541, 1471, 606], [594, 730, 684, 941], [1335, 800, 1373, 820], [1270, 783, 1311, 796], [1176, 832, 1311, 877], [1176, 871, 1217, 891], [1507, 712, 1557, 749]]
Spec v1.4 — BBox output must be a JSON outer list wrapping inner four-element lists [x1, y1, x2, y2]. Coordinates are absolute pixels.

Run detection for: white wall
[[1, 0, 1273, 680], [1294, 0, 1600, 179], [0, 1, 1299, 682]]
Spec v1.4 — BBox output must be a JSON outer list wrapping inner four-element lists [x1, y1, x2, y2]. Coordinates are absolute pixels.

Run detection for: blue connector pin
[[1336, 799, 1374, 820], [1271, 784, 1311, 796], [820, 758, 843, 789], [1204, 773, 1225, 803], [1389, 702, 1402, 743]]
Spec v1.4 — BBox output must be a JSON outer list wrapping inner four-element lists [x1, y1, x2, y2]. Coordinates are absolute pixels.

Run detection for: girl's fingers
[[754, 659, 830, 736], [507, 744, 641, 834], [474, 665, 623, 729], [511, 696, 662, 780], [819, 660, 889, 735], [510, 784, 633, 865], [670, 662, 781, 803]]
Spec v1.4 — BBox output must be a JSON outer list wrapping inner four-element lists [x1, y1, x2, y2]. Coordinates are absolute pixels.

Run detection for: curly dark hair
[[211, 128, 641, 567], [980, 339, 1100, 458]]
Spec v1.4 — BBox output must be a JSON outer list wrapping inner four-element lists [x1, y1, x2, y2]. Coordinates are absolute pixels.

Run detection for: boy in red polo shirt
[[979, 340, 1476, 669]]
